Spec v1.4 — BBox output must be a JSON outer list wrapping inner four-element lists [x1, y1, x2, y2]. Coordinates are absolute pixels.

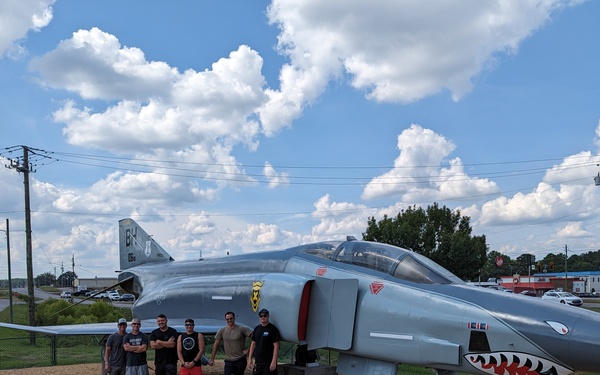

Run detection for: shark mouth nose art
[[465, 351, 572, 375]]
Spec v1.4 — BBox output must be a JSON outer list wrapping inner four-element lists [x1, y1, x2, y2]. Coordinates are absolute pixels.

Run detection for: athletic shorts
[[180, 366, 202, 375], [126, 365, 149, 375]]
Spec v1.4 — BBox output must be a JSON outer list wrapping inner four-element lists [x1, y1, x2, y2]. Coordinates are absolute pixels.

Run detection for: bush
[[35, 299, 131, 326]]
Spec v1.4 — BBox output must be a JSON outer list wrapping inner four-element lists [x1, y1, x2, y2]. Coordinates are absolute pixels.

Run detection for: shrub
[[35, 299, 131, 326]]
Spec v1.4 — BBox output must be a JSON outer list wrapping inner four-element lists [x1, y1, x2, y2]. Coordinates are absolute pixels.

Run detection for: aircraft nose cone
[[559, 313, 600, 371], [489, 296, 600, 373]]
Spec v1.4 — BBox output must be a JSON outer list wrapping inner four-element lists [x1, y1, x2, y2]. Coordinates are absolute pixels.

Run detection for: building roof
[[533, 271, 600, 277]]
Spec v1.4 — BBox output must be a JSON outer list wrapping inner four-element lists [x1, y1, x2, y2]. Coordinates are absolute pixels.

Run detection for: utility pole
[[564, 245, 568, 292], [71, 254, 75, 290], [1, 219, 13, 323], [6, 146, 36, 343]]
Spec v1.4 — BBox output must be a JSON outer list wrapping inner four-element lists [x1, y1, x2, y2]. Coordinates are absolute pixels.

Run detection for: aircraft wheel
[[295, 344, 318, 366]]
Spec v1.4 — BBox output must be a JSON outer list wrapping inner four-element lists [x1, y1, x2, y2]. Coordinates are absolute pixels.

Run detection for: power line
[[43, 149, 598, 169], [2, 146, 597, 186], [2, 146, 600, 261]]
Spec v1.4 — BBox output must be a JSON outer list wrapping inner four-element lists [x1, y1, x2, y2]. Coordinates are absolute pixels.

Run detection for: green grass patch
[[39, 286, 61, 293]]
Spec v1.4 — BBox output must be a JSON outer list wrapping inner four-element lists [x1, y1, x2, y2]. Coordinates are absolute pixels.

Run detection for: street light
[[1, 219, 13, 323]]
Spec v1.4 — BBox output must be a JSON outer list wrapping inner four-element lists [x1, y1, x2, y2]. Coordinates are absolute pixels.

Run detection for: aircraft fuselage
[[120, 241, 600, 375]]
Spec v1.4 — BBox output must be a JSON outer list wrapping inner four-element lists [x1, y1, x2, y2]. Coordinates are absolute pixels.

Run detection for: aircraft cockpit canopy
[[300, 240, 462, 285]]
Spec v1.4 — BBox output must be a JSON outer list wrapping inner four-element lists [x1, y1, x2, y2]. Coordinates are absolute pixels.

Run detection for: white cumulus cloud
[[0, 0, 54, 58], [362, 125, 498, 201]]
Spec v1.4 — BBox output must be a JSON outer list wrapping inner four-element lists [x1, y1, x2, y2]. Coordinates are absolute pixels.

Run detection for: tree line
[[0, 271, 76, 288]]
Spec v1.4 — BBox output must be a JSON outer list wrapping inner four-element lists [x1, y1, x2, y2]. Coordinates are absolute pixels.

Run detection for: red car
[[519, 290, 537, 297]]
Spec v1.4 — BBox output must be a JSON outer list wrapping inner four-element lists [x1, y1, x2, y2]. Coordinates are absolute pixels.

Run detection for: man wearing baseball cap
[[123, 318, 149, 375], [104, 318, 128, 375], [247, 309, 280, 375]]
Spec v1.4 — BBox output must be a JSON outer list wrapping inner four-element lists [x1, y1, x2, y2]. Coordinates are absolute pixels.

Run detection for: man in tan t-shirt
[[208, 311, 253, 375]]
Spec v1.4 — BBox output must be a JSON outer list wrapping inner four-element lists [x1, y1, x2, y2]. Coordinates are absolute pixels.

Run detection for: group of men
[[104, 309, 280, 375]]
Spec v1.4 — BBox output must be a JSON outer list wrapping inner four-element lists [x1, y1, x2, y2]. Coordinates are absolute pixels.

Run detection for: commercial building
[[74, 277, 119, 291], [499, 271, 600, 294]]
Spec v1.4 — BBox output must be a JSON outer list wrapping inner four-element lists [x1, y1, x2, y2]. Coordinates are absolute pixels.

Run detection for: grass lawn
[[39, 286, 61, 293]]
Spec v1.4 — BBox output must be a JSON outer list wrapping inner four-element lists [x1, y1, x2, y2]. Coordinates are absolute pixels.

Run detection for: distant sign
[[495, 256, 504, 267]]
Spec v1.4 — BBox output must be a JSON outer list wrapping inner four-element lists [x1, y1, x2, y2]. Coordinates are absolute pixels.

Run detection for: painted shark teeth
[[465, 351, 572, 375]]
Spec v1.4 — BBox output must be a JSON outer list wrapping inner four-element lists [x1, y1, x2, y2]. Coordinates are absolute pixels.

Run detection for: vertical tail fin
[[119, 218, 174, 270]]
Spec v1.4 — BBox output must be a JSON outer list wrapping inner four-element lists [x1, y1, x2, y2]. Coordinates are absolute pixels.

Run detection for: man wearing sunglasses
[[247, 309, 280, 375], [208, 311, 253, 375], [123, 318, 149, 375], [177, 319, 205, 375], [104, 318, 128, 375]]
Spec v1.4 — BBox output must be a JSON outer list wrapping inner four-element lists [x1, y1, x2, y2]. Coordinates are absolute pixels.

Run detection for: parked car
[[519, 290, 537, 297], [93, 292, 109, 299], [59, 291, 71, 299], [85, 291, 95, 297], [574, 292, 597, 298], [541, 291, 583, 306], [72, 289, 90, 297], [486, 285, 513, 293], [107, 291, 121, 301], [120, 293, 135, 302]]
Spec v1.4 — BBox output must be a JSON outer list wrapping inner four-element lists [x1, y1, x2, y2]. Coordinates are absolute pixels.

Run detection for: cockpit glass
[[393, 254, 452, 284], [300, 240, 461, 284], [298, 241, 341, 260]]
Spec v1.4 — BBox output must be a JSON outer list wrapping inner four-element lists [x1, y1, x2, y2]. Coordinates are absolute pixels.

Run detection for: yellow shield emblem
[[250, 281, 263, 312]]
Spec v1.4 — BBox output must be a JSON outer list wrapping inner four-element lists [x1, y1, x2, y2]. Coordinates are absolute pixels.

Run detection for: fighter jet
[[2, 218, 600, 375]]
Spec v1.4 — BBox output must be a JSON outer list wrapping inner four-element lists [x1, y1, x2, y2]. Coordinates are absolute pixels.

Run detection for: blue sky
[[1, 0, 600, 280]]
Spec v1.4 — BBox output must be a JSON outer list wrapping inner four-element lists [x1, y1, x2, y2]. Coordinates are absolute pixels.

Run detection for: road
[[0, 287, 134, 311]]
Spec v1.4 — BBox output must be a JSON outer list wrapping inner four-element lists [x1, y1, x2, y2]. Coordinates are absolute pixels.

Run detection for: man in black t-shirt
[[150, 314, 178, 375], [247, 309, 280, 375], [123, 318, 149, 375]]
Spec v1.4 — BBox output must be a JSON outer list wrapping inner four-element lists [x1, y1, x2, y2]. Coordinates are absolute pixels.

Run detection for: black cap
[[258, 309, 269, 315]]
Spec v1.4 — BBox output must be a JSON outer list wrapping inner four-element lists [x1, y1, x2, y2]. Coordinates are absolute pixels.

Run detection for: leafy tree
[[542, 253, 566, 273], [57, 271, 77, 287], [479, 251, 517, 281], [363, 203, 488, 280], [514, 254, 538, 275], [568, 254, 593, 272], [578, 250, 600, 269], [534, 251, 600, 273], [35, 272, 56, 287]]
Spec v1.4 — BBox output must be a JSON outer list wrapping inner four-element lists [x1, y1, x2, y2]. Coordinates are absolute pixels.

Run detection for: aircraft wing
[[0, 318, 224, 336], [0, 322, 122, 335]]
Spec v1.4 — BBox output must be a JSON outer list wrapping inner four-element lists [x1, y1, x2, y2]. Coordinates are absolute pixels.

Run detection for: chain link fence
[[0, 334, 106, 369], [0, 334, 435, 374]]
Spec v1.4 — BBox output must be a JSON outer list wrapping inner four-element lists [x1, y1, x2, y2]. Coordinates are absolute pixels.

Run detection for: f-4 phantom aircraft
[[2, 218, 600, 375]]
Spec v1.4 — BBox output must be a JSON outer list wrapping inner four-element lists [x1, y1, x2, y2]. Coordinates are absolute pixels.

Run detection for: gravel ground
[[0, 361, 251, 375]]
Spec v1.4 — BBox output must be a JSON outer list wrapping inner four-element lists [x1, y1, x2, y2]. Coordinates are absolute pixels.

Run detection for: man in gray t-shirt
[[105, 318, 128, 375], [208, 311, 253, 375]]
